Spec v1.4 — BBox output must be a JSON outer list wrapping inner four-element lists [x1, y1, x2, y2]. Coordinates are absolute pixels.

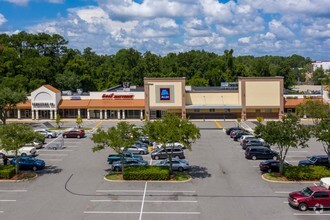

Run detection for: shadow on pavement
[[37, 166, 63, 175], [188, 165, 211, 179]]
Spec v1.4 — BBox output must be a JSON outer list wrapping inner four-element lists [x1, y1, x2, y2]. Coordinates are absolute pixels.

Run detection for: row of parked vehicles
[[1, 128, 86, 171], [226, 126, 330, 212], [107, 137, 190, 172]]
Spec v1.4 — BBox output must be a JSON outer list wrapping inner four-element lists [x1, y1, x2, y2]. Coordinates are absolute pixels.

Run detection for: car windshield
[[308, 157, 317, 162], [300, 187, 314, 196]]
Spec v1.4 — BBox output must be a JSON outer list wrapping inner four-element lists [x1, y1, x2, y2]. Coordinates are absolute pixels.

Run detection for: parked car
[[231, 130, 251, 141], [259, 160, 290, 173], [134, 141, 149, 148], [25, 141, 43, 149], [242, 139, 269, 150], [107, 152, 143, 164], [36, 129, 57, 139], [151, 147, 185, 160], [62, 129, 85, 139], [245, 146, 278, 160], [288, 185, 330, 211], [240, 136, 257, 146], [112, 158, 148, 172], [156, 142, 185, 149], [225, 127, 243, 135], [154, 158, 190, 172], [239, 134, 255, 144], [298, 155, 330, 168], [10, 156, 45, 171], [127, 145, 148, 155], [0, 146, 37, 157], [139, 136, 153, 146]]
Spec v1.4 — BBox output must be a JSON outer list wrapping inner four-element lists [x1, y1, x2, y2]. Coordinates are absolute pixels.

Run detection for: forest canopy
[[0, 32, 313, 93]]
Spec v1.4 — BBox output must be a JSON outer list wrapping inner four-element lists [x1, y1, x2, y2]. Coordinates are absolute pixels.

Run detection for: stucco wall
[[149, 82, 183, 107], [245, 81, 280, 106], [186, 92, 240, 105]]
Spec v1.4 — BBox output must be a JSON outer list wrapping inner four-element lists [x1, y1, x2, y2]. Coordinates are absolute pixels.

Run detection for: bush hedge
[[123, 166, 170, 180], [283, 166, 330, 181], [0, 165, 15, 179]]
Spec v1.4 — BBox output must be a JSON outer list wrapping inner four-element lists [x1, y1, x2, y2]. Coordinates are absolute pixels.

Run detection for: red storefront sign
[[102, 93, 134, 99]]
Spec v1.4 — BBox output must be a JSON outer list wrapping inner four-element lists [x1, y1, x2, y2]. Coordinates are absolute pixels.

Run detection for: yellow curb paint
[[214, 121, 223, 129], [94, 121, 103, 129]]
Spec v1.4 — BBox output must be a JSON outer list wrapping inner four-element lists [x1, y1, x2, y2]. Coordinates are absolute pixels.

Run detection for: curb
[[103, 175, 192, 183], [0, 173, 38, 183], [261, 174, 318, 184]]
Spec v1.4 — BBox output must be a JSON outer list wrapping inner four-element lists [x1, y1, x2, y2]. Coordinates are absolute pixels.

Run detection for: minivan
[[245, 146, 278, 160], [151, 147, 185, 160]]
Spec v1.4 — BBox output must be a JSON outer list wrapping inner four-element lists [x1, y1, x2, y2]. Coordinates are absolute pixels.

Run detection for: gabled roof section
[[43, 84, 60, 93]]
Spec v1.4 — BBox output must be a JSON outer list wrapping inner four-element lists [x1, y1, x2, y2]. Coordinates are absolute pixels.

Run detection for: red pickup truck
[[288, 178, 330, 211]]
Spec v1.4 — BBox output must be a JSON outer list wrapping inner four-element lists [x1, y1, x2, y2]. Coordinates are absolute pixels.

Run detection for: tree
[[55, 114, 62, 128], [76, 115, 83, 128], [0, 87, 27, 125], [254, 114, 311, 175], [91, 122, 140, 172], [313, 120, 330, 166], [296, 100, 330, 125], [0, 123, 44, 174], [143, 113, 200, 172]]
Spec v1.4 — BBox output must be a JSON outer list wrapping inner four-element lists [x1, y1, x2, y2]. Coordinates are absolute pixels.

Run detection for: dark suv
[[259, 160, 290, 173], [298, 155, 330, 168], [245, 146, 278, 160], [151, 147, 185, 160]]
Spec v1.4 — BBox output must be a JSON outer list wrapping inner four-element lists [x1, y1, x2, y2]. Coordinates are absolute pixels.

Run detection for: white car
[[0, 146, 37, 157], [36, 129, 57, 139], [239, 135, 255, 144], [156, 142, 185, 149]]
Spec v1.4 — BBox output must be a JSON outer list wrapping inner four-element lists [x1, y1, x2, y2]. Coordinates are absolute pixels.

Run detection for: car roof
[[308, 186, 330, 192], [246, 146, 269, 150]]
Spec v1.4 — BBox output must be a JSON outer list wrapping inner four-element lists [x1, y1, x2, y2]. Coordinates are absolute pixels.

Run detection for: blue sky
[[0, 0, 329, 60]]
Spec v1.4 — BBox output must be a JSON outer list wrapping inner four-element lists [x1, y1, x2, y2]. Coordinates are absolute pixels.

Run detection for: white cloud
[[268, 19, 294, 39], [3, 0, 29, 6], [183, 18, 211, 37], [184, 33, 226, 49], [238, 37, 250, 44], [0, 14, 7, 26]]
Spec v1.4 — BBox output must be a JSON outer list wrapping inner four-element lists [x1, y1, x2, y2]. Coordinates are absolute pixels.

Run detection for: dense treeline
[[0, 32, 313, 93]]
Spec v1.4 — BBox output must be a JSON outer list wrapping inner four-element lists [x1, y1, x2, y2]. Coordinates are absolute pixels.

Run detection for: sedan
[[154, 158, 190, 172], [127, 145, 149, 155], [63, 129, 85, 139], [10, 156, 45, 171], [112, 158, 148, 172], [259, 160, 290, 173]]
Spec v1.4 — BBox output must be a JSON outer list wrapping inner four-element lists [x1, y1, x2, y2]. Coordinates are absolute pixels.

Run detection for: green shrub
[[123, 166, 170, 180], [283, 166, 330, 180], [0, 165, 15, 179]]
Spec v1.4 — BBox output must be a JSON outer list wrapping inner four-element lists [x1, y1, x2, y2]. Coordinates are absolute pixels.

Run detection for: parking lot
[[0, 120, 329, 219]]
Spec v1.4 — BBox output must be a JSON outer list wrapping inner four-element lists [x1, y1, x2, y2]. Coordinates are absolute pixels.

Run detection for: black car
[[231, 130, 251, 141], [245, 146, 278, 160], [298, 155, 330, 167], [259, 160, 290, 173], [225, 127, 243, 135]]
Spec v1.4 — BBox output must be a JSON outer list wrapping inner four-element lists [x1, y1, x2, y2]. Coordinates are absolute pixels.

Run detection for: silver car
[[127, 145, 148, 155], [154, 158, 190, 172]]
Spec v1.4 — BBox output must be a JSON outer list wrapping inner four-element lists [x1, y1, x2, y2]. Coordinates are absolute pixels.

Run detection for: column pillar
[[104, 110, 108, 119], [87, 110, 90, 119], [140, 110, 143, 120], [31, 110, 35, 120], [17, 109, 21, 119], [36, 110, 39, 120], [117, 110, 121, 120], [122, 110, 125, 120], [50, 110, 53, 120], [100, 110, 103, 120], [78, 109, 81, 117], [54, 110, 57, 119]]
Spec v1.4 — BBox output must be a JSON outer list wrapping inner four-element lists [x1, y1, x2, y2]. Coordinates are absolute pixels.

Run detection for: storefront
[[11, 77, 285, 121]]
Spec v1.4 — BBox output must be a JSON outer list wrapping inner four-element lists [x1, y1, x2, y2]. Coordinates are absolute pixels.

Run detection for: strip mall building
[[10, 77, 289, 121]]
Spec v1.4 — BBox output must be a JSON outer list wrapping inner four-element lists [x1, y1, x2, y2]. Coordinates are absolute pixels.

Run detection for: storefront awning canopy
[[17, 100, 31, 109], [185, 105, 242, 109], [58, 99, 145, 109]]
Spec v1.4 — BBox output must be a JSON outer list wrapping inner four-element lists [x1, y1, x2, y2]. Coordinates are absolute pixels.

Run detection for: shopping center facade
[[10, 77, 286, 121]]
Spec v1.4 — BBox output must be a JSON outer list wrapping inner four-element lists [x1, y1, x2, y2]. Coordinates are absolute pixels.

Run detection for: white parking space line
[[84, 211, 200, 215], [0, 200, 16, 202], [0, 190, 27, 192], [42, 159, 63, 161], [96, 190, 196, 193], [274, 191, 291, 194], [294, 213, 330, 216], [38, 149, 73, 152], [252, 165, 259, 168], [283, 201, 289, 204], [65, 146, 79, 148], [90, 199, 198, 203], [287, 151, 308, 153], [37, 154, 68, 156], [0, 211, 3, 213], [139, 182, 147, 220]]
